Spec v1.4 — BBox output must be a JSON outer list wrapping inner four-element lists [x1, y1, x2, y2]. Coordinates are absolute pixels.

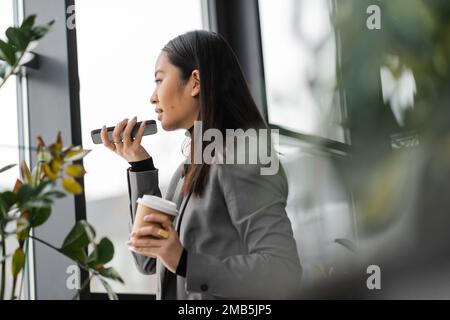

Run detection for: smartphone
[[90, 120, 157, 144]]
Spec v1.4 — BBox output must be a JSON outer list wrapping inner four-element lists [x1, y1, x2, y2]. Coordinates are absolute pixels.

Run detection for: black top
[[128, 157, 188, 277]]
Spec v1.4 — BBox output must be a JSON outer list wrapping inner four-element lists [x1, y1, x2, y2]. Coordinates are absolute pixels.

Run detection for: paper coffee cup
[[132, 195, 178, 233]]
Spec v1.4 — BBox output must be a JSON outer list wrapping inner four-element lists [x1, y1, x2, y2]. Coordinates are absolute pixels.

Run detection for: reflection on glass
[[76, 0, 203, 294], [380, 59, 417, 127], [259, 0, 345, 142], [278, 135, 356, 283]]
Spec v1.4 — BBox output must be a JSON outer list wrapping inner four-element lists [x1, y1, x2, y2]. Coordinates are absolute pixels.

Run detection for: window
[[259, 0, 346, 143], [278, 136, 355, 282], [258, 0, 356, 281], [76, 0, 203, 294], [0, 0, 20, 191], [0, 0, 22, 299]]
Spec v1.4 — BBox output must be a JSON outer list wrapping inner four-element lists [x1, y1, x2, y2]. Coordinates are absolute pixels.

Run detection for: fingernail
[[158, 229, 169, 239], [126, 240, 132, 245], [144, 215, 150, 222], [128, 246, 138, 253], [130, 231, 136, 237]]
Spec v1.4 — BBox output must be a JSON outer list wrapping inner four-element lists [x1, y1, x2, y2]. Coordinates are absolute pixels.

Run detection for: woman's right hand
[[100, 116, 151, 162]]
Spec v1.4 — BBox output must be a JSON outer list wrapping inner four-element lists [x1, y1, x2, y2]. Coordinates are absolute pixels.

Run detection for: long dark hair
[[162, 30, 268, 196]]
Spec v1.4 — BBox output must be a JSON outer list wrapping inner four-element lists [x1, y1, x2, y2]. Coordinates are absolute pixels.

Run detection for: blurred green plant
[[0, 15, 53, 89], [329, 0, 450, 236], [0, 15, 123, 300]]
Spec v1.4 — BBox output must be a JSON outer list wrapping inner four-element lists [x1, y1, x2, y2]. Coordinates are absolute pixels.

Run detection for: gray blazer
[[126, 159, 302, 299]]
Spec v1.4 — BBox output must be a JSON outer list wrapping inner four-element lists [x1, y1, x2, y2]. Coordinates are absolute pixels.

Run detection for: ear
[[190, 69, 200, 97]]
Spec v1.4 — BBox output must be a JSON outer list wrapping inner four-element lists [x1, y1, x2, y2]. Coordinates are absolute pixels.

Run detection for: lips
[[155, 107, 163, 120]]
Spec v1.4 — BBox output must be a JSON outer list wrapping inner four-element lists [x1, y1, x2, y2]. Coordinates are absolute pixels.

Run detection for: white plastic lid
[[136, 195, 178, 216]]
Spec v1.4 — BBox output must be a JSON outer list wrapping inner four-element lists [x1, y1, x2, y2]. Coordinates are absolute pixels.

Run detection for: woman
[[100, 30, 302, 299]]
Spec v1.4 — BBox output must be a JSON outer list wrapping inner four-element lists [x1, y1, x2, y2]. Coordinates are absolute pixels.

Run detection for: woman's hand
[[128, 213, 184, 274], [100, 116, 151, 162]]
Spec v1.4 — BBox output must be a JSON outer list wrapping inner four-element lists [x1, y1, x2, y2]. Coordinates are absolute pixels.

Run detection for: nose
[[150, 90, 158, 105]]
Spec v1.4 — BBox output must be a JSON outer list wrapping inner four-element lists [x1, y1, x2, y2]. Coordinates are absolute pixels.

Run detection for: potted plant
[[0, 15, 123, 300]]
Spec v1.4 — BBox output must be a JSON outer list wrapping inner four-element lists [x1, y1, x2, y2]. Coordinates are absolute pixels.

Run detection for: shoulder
[[215, 160, 288, 197]]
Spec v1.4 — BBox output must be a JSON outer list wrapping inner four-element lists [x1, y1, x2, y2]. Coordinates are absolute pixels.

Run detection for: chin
[[160, 120, 177, 131]]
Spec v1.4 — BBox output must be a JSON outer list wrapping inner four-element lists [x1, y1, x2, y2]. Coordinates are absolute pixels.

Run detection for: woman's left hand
[[128, 223, 184, 274]]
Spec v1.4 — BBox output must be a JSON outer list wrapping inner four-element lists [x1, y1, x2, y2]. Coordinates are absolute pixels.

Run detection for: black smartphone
[[90, 120, 157, 144]]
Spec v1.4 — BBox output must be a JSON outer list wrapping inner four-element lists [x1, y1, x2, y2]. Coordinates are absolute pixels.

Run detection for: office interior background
[[1, 0, 450, 299]]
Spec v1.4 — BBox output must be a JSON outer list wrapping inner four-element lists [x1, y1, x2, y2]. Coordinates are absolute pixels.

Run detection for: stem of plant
[[27, 235, 105, 300], [34, 161, 41, 187], [17, 236, 31, 299], [27, 235, 98, 278], [71, 273, 94, 300], [0, 50, 26, 91], [28, 234, 60, 252], [0, 63, 18, 91], [10, 275, 17, 300]]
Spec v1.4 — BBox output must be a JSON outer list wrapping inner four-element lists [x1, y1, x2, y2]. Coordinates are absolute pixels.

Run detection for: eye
[[154, 79, 162, 84]]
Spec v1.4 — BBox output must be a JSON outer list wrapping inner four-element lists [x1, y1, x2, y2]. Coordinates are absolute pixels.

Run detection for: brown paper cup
[[132, 195, 178, 234]]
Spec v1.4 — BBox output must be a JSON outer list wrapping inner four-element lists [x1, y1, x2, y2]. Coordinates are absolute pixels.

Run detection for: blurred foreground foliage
[[332, 0, 450, 237]]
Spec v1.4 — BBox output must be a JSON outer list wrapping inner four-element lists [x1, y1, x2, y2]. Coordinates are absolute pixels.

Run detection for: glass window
[[0, 0, 20, 191], [277, 136, 356, 283], [76, 0, 203, 294], [259, 0, 346, 142], [0, 0, 20, 299]]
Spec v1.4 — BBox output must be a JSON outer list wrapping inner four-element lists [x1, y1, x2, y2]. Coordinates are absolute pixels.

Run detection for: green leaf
[[2, 214, 21, 224], [65, 164, 86, 178], [61, 247, 87, 263], [42, 163, 58, 181], [15, 216, 30, 241], [62, 178, 83, 195], [86, 248, 98, 268], [34, 180, 56, 199], [87, 238, 114, 269], [6, 28, 28, 51], [29, 206, 51, 227], [0, 191, 18, 214], [16, 225, 29, 242], [99, 267, 123, 284], [95, 238, 114, 265], [0, 39, 17, 65], [0, 191, 18, 224], [37, 148, 52, 162], [43, 191, 66, 199], [99, 277, 119, 300], [20, 15, 36, 30], [20, 162, 32, 184], [0, 163, 17, 174], [11, 248, 26, 278], [61, 220, 96, 251], [63, 146, 91, 162], [0, 63, 5, 79], [24, 199, 53, 209], [334, 238, 357, 253], [31, 23, 53, 41], [16, 184, 35, 206]]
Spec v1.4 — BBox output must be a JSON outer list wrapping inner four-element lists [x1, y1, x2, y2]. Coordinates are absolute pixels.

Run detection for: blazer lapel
[[160, 173, 188, 299]]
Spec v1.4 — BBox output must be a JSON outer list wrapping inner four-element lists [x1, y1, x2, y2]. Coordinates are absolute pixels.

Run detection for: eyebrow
[[154, 70, 164, 77]]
